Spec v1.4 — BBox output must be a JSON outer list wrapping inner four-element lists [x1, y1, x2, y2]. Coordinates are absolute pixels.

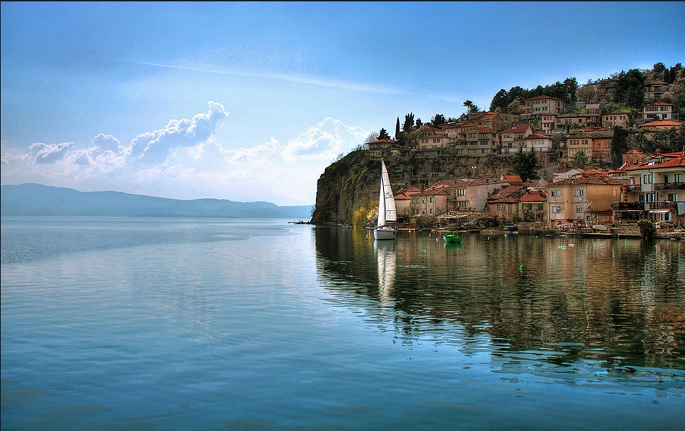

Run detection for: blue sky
[[2, 2, 684, 206]]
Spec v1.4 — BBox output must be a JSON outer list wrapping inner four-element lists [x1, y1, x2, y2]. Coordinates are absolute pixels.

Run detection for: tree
[[615, 69, 645, 111], [638, 219, 656, 240], [572, 151, 588, 169], [576, 84, 598, 104], [463, 100, 479, 114], [364, 132, 379, 144], [395, 117, 400, 139], [490, 89, 508, 112], [431, 114, 446, 126], [610, 126, 630, 168], [511, 150, 540, 182], [378, 128, 391, 140], [402, 113, 415, 132]]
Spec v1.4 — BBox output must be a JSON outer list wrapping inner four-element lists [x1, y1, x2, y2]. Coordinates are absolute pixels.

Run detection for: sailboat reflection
[[374, 240, 397, 303]]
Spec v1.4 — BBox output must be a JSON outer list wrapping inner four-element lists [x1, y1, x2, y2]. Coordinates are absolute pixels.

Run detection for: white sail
[[374, 160, 397, 240], [377, 160, 396, 227]]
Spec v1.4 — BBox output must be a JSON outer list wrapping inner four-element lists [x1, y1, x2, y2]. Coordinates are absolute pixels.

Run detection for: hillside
[[310, 150, 560, 225], [0, 184, 312, 219]]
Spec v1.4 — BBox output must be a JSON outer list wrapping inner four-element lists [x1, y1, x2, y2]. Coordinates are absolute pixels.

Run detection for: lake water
[[2, 217, 684, 430]]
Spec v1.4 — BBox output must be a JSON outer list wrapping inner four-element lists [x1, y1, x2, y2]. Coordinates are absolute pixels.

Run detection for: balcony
[[654, 181, 685, 191], [612, 202, 644, 211], [646, 201, 677, 210]]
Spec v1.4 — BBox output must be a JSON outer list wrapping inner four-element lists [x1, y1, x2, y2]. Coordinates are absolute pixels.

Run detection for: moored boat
[[443, 232, 462, 243], [374, 160, 397, 241]]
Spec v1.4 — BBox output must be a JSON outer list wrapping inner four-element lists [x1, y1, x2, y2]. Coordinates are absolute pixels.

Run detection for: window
[[675, 174, 681, 182], [551, 189, 560, 197], [668, 193, 678, 201], [457, 188, 466, 196], [576, 205, 584, 213], [429, 197, 433, 203], [552, 205, 562, 214], [643, 174, 653, 184], [496, 204, 505, 212]]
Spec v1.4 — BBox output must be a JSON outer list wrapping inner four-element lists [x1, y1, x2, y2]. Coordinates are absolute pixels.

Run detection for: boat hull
[[443, 233, 462, 243], [374, 227, 397, 240]]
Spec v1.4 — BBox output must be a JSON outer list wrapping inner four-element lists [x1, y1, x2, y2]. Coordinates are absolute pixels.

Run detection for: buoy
[[519, 264, 523, 273]]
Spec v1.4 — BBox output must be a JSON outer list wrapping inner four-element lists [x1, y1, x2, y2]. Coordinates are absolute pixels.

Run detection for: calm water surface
[[2, 217, 684, 430]]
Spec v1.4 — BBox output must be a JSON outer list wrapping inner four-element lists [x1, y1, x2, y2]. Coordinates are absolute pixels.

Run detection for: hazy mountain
[[1, 184, 312, 219]]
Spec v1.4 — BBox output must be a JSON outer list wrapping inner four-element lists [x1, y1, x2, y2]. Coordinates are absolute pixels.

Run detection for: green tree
[[615, 69, 645, 112], [378, 128, 391, 140], [638, 219, 656, 240], [402, 113, 415, 132], [395, 117, 400, 139], [511, 150, 540, 182], [463, 100, 479, 114], [610, 126, 630, 168], [572, 151, 588, 169], [431, 114, 446, 126]]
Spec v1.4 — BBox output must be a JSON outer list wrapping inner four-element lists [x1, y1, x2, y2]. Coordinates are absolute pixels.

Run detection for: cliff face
[[311, 150, 561, 225], [310, 151, 379, 224]]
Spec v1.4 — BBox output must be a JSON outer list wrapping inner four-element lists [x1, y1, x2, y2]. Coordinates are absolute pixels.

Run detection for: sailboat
[[374, 160, 397, 240]]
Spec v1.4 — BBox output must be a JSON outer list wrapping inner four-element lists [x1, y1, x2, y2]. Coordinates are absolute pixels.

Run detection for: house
[[417, 132, 451, 152], [519, 189, 548, 222], [602, 111, 630, 129], [523, 95, 565, 118], [621, 151, 685, 224], [541, 114, 558, 135], [455, 126, 498, 156], [547, 173, 628, 227], [598, 77, 619, 103], [486, 185, 528, 223], [501, 124, 533, 154], [437, 177, 509, 212], [556, 112, 585, 132], [409, 183, 450, 218], [394, 187, 422, 221], [585, 104, 602, 128], [368, 138, 398, 158], [525, 133, 554, 153], [643, 101, 673, 121], [643, 80, 669, 103]]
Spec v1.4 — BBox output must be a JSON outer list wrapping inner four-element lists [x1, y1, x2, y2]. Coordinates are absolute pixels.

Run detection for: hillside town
[[365, 74, 685, 236]]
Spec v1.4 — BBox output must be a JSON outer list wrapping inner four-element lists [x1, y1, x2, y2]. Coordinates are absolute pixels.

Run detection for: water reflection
[[315, 226, 685, 370], [374, 240, 396, 303]]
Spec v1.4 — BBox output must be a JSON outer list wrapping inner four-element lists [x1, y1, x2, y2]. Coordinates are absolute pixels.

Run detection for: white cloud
[[1, 103, 367, 205], [130, 101, 228, 162]]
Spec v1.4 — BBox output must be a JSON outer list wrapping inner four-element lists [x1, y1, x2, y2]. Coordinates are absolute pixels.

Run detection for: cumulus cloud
[[282, 117, 368, 162], [130, 101, 228, 162], [1, 105, 368, 205], [29, 142, 75, 164]]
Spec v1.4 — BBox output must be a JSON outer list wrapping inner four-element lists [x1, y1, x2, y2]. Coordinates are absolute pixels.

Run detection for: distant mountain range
[[1, 183, 312, 219]]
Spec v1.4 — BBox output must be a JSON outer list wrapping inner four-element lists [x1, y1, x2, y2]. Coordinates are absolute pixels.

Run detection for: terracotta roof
[[488, 185, 527, 203], [502, 175, 523, 184], [502, 124, 533, 134], [526, 133, 551, 140], [554, 175, 628, 186], [520, 190, 547, 202], [624, 151, 685, 171], [641, 120, 682, 127]]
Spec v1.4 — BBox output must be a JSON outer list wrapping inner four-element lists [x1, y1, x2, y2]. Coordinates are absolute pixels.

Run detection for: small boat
[[503, 225, 518, 231], [443, 232, 462, 243], [592, 224, 608, 231], [374, 160, 397, 241]]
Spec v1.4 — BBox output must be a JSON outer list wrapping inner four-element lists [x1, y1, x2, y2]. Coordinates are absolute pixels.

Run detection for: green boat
[[443, 232, 462, 243]]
